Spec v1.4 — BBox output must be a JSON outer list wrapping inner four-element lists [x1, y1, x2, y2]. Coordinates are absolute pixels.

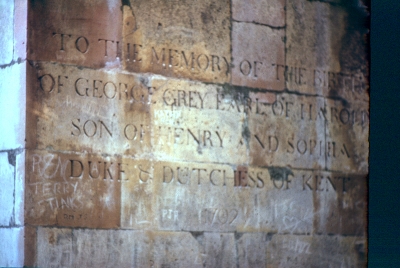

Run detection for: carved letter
[[70, 160, 83, 178], [163, 166, 174, 183], [211, 55, 221, 72], [100, 121, 113, 138], [124, 124, 137, 140], [52, 33, 71, 51], [196, 54, 209, 71], [39, 74, 55, 93], [75, 78, 88, 96], [75, 36, 89, 53], [83, 120, 97, 137], [71, 119, 81, 136], [152, 47, 166, 68], [103, 82, 117, 99], [239, 60, 251, 76]]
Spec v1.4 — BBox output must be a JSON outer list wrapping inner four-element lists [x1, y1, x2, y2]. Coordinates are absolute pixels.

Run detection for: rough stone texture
[[26, 62, 151, 156], [232, 22, 285, 90], [120, 159, 155, 230], [326, 99, 369, 173], [313, 172, 367, 236], [0, 227, 24, 267], [249, 93, 326, 169], [232, 0, 285, 27], [123, 0, 231, 84], [149, 78, 247, 164], [236, 233, 271, 267], [195, 232, 236, 267], [36, 227, 73, 268], [36, 228, 224, 267], [0, 152, 15, 226], [24, 225, 37, 267], [25, 150, 121, 228], [267, 235, 366, 267], [152, 161, 238, 232], [118, 165, 364, 236], [28, 0, 123, 68], [0, 0, 369, 266], [286, 0, 368, 100]]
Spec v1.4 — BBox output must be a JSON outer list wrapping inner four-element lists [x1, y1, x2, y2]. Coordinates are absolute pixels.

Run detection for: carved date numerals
[[200, 208, 238, 225]]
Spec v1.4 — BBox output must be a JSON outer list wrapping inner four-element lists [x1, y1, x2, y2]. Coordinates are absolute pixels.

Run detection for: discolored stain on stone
[[232, 0, 285, 27], [28, 0, 123, 68], [312, 172, 367, 236], [26, 61, 151, 156], [267, 166, 294, 182], [248, 94, 326, 169], [267, 235, 367, 267], [14, 0, 370, 265], [25, 150, 122, 228], [232, 22, 285, 90], [149, 77, 248, 165], [286, 0, 369, 100], [35, 228, 205, 267], [325, 98, 369, 173], [122, 0, 231, 84], [237, 233, 271, 268]]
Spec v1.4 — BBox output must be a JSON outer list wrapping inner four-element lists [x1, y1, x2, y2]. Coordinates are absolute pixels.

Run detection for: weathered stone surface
[[249, 93, 326, 169], [121, 159, 155, 230], [0, 152, 15, 226], [0, 63, 26, 151], [36, 228, 73, 268], [122, 161, 316, 233], [236, 233, 271, 267], [28, 0, 122, 68], [24, 226, 37, 267], [26, 62, 151, 156], [232, 0, 285, 27], [2, 0, 369, 265], [286, 0, 368, 100], [0, 227, 24, 267], [153, 161, 237, 232], [36, 228, 205, 267], [25, 150, 121, 228], [313, 172, 367, 236], [150, 78, 247, 164], [267, 235, 366, 267], [232, 22, 285, 90], [123, 0, 231, 84], [194, 232, 236, 267], [326, 99, 369, 173], [123, 164, 366, 234]]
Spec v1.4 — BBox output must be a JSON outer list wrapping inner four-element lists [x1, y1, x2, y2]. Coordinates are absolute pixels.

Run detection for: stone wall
[[0, 0, 368, 267], [0, 0, 27, 266]]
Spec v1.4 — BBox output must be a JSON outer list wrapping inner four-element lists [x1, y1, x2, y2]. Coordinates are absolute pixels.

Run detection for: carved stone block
[[325, 99, 369, 173], [232, 22, 285, 90], [267, 235, 366, 267], [25, 150, 121, 228], [248, 94, 326, 169], [123, 0, 231, 84], [26, 62, 151, 156], [286, 0, 368, 100], [232, 0, 285, 27]]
